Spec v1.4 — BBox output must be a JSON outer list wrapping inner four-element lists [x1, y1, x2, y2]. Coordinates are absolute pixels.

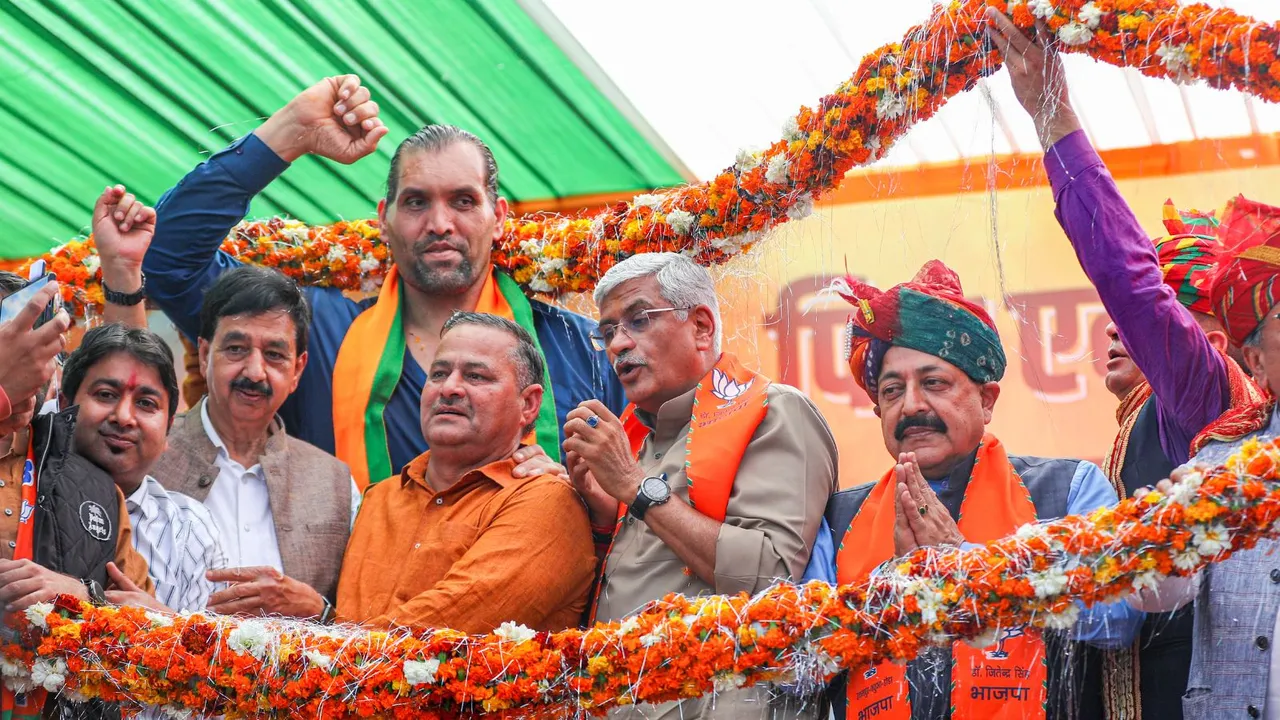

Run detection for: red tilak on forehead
[[125, 369, 138, 392]]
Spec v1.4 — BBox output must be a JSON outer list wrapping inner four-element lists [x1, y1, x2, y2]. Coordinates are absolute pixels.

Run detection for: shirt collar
[[633, 386, 697, 442], [402, 451, 521, 492], [199, 398, 283, 463], [125, 476, 160, 522]]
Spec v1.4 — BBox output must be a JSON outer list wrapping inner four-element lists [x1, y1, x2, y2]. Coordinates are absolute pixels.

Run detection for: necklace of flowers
[[24, 0, 1278, 318], [6, 433, 1280, 718]]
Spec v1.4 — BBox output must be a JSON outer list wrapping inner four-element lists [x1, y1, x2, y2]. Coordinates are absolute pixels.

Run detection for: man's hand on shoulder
[[510, 444, 568, 482], [206, 566, 324, 619], [255, 75, 390, 164]]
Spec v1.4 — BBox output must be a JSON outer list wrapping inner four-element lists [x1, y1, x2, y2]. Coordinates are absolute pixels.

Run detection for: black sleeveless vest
[[824, 451, 1095, 720]]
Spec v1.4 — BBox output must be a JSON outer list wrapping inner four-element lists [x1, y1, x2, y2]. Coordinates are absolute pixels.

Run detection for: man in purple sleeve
[[988, 9, 1262, 719]]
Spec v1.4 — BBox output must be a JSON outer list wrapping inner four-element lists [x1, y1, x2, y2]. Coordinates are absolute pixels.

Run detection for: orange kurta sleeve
[[111, 487, 155, 595]]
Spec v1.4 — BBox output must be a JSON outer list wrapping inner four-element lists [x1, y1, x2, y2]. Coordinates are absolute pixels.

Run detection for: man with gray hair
[[336, 311, 596, 633], [563, 253, 838, 719]]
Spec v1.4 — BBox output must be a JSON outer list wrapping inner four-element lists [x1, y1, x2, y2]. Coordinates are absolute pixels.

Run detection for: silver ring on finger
[[586, 415, 600, 429]]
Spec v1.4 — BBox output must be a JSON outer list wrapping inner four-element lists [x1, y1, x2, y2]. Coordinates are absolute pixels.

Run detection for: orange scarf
[[3, 436, 43, 720], [589, 354, 769, 623], [332, 266, 559, 489], [836, 434, 1046, 720]]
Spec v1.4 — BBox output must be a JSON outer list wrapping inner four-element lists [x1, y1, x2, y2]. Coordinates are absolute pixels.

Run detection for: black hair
[[198, 266, 311, 352], [441, 311, 545, 389], [63, 323, 180, 419], [386, 125, 499, 206]]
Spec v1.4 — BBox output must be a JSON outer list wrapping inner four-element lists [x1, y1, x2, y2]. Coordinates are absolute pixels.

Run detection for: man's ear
[[1205, 329, 1230, 354], [1243, 344, 1269, 388], [691, 306, 717, 353], [520, 383, 544, 431], [491, 196, 509, 242], [979, 381, 1001, 424], [198, 338, 211, 377]]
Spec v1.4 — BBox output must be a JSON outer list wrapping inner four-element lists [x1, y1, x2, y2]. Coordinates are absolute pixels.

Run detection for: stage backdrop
[[144, 137, 1280, 489]]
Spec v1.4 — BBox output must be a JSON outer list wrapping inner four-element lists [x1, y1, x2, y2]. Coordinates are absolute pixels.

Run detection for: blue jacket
[[144, 133, 626, 472]]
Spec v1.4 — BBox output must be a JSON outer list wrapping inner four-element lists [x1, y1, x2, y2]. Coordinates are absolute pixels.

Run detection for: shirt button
[[414, 543, 421, 550], [3, 509, 11, 517], [243, 525, 251, 532], [7, 541, 14, 549], [1257, 636, 1271, 651], [435, 498, 443, 505], [654, 452, 662, 459], [1249, 706, 1261, 719], [1272, 569, 1280, 584], [0, 480, 7, 487]]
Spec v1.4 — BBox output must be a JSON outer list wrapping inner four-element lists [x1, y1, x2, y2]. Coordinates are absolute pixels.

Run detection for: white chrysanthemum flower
[[227, 619, 271, 660], [712, 673, 748, 692], [765, 155, 790, 185], [24, 602, 53, 630], [618, 617, 641, 635], [529, 277, 554, 294], [83, 255, 101, 277], [1156, 43, 1193, 80], [632, 193, 663, 210], [1056, 22, 1093, 46], [666, 209, 696, 235], [1131, 570, 1163, 594], [1028, 566, 1069, 599], [640, 629, 664, 647], [1078, 2, 1104, 29], [1028, 0, 1056, 20], [30, 659, 66, 692], [782, 116, 804, 142], [1167, 470, 1204, 506], [1040, 604, 1081, 630], [160, 705, 195, 720], [1192, 523, 1231, 557], [403, 658, 441, 686], [358, 257, 381, 273], [1015, 523, 1047, 542], [964, 626, 1003, 649], [787, 194, 815, 221], [305, 650, 332, 670], [145, 611, 174, 628], [494, 621, 537, 645], [711, 231, 758, 253], [1173, 549, 1202, 572], [324, 244, 346, 264], [735, 147, 762, 173], [0, 657, 29, 679], [875, 93, 907, 120]]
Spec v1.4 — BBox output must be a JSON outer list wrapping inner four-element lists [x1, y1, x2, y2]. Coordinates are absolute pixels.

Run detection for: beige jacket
[[597, 383, 838, 720]]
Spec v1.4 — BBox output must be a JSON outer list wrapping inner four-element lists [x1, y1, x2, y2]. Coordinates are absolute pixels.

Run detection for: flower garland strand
[[7, 434, 1280, 719], [22, 0, 1280, 316]]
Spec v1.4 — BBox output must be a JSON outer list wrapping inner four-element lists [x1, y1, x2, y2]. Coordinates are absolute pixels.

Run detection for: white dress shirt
[[199, 402, 361, 570], [124, 476, 225, 612]]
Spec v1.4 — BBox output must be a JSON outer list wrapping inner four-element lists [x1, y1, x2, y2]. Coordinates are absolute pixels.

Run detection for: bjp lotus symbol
[[711, 368, 753, 407]]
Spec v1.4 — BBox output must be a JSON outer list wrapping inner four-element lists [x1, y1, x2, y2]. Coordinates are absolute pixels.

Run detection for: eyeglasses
[[590, 307, 691, 352]]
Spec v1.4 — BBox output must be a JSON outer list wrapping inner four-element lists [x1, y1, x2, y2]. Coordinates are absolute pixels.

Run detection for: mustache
[[894, 414, 947, 441], [98, 422, 139, 442], [230, 377, 273, 397], [412, 233, 466, 254], [613, 350, 648, 374], [431, 397, 472, 418]]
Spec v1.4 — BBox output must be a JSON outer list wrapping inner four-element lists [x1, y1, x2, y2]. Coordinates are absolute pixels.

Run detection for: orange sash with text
[[835, 434, 1047, 720]]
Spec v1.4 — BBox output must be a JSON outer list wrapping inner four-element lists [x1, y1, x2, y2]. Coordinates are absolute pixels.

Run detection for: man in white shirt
[[58, 322, 224, 612]]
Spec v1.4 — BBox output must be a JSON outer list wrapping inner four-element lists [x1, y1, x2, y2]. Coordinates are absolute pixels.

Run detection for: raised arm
[[142, 75, 388, 339], [93, 185, 155, 328], [988, 11, 1228, 463]]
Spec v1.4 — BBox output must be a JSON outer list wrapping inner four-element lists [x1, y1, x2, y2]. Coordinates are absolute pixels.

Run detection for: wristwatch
[[81, 578, 106, 606], [628, 474, 671, 522], [102, 273, 146, 306]]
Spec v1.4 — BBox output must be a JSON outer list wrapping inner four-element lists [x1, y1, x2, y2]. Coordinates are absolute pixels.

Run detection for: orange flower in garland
[[17, 0, 1280, 315], [7, 434, 1280, 718]]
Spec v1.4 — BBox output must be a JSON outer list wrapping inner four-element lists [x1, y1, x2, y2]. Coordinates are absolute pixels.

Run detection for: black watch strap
[[81, 578, 106, 605], [102, 273, 146, 306], [629, 491, 655, 521]]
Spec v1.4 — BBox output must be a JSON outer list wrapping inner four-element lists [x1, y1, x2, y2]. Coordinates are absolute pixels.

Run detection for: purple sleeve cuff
[[1045, 130, 1102, 196], [217, 133, 290, 197]]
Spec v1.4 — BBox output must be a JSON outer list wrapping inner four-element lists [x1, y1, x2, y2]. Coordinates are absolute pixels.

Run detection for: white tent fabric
[[538, 0, 1280, 180]]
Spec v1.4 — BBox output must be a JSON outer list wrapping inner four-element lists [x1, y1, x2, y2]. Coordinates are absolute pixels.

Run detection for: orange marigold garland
[[6, 435, 1280, 718], [21, 0, 1280, 317]]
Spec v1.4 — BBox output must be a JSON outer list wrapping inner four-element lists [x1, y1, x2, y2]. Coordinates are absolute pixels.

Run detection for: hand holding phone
[[0, 281, 70, 418]]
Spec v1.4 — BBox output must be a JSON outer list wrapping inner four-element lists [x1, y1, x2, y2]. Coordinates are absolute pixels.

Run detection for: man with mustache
[[823, 260, 1142, 720], [141, 267, 357, 622], [986, 12, 1265, 717], [563, 252, 838, 719], [138, 75, 622, 489], [336, 312, 595, 632]]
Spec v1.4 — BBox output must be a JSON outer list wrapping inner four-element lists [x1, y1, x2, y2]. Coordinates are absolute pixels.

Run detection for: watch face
[[642, 476, 670, 501]]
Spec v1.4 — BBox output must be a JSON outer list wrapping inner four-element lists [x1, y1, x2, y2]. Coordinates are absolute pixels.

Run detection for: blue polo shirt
[[143, 134, 626, 473]]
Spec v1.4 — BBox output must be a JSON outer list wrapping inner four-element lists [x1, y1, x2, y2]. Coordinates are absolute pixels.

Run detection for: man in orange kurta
[[336, 312, 595, 633]]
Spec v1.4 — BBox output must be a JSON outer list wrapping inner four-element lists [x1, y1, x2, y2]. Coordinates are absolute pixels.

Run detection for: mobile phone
[[0, 273, 61, 328]]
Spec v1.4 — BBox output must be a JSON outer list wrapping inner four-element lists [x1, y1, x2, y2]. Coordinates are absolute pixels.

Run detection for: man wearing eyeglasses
[[563, 252, 839, 719]]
